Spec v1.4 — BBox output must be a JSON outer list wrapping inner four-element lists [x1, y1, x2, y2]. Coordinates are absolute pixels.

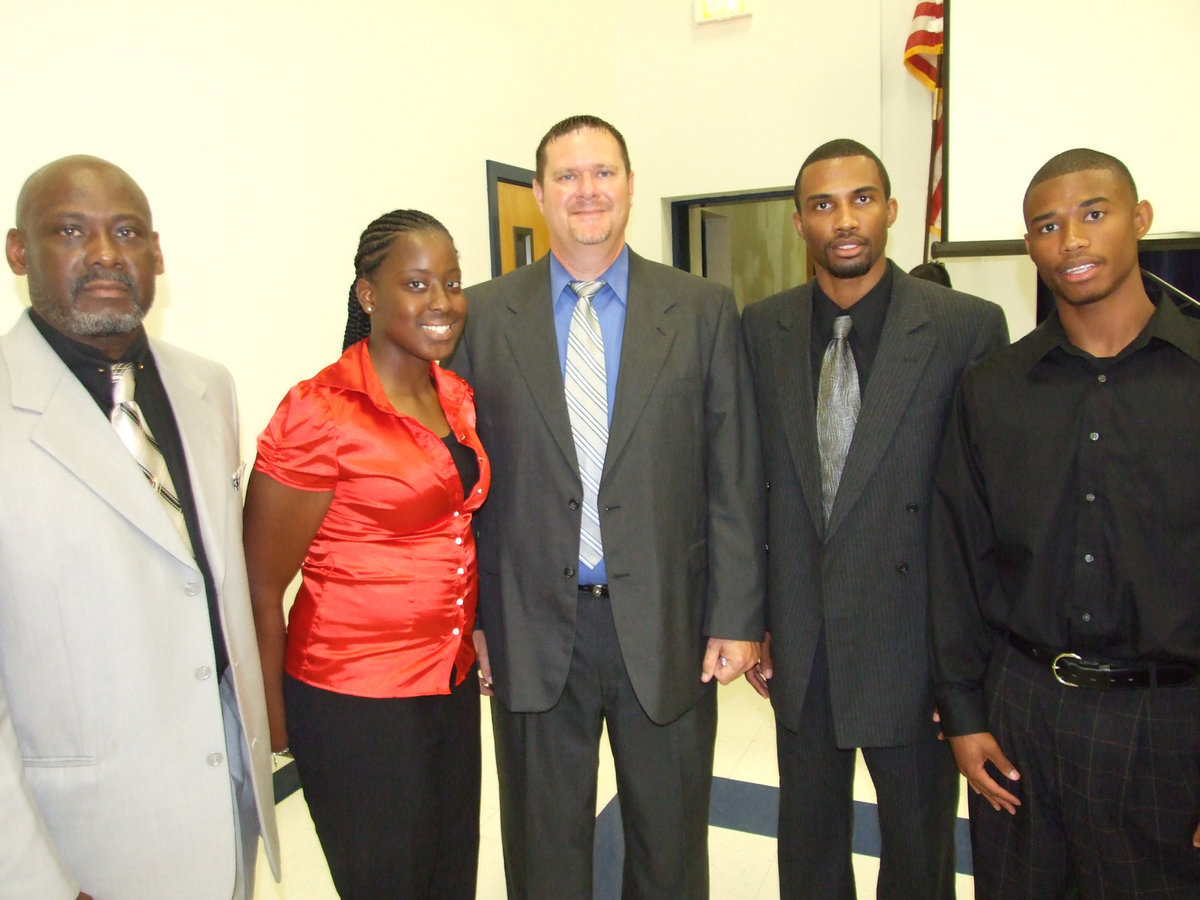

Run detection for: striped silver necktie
[[817, 315, 860, 524], [564, 280, 608, 567], [110, 363, 193, 554]]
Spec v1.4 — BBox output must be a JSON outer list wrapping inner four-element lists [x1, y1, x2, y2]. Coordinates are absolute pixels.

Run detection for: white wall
[[936, 1, 1200, 340], [950, 0, 1200, 242], [2, 0, 987, 454]]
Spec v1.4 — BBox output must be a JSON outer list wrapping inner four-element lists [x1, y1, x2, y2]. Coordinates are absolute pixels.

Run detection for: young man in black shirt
[[931, 148, 1200, 897]]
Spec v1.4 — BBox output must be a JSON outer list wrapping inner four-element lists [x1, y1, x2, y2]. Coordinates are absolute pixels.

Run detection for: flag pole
[[923, 53, 943, 263]]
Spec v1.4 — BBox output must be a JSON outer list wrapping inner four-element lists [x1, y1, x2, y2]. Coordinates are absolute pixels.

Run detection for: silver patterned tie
[[110, 363, 193, 554], [817, 315, 860, 524], [564, 280, 608, 567]]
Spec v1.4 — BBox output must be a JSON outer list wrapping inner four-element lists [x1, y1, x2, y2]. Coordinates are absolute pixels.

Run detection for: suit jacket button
[[896, 561, 910, 575], [905, 503, 919, 513], [564, 566, 576, 578], [568, 498, 580, 510]]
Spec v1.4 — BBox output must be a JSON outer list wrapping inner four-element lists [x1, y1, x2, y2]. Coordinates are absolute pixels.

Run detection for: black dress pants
[[284, 672, 481, 900], [776, 632, 959, 899], [491, 590, 717, 900]]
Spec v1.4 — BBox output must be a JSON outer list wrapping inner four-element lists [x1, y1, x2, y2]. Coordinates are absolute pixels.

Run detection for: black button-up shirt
[[30, 311, 229, 676], [930, 288, 1200, 736]]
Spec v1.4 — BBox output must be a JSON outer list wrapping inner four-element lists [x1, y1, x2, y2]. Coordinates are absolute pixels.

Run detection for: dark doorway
[[669, 190, 811, 309]]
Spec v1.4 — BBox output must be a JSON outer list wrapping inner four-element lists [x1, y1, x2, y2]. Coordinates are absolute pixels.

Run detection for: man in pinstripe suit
[[742, 139, 1007, 898]]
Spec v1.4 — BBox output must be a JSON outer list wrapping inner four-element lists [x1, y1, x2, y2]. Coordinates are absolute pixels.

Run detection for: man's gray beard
[[32, 289, 147, 337], [63, 308, 146, 335]]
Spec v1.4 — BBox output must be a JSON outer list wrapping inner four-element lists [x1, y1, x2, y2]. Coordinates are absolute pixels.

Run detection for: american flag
[[904, 2, 945, 260]]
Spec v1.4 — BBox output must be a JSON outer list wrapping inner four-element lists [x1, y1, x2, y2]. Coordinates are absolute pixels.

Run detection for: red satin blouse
[[254, 341, 490, 699]]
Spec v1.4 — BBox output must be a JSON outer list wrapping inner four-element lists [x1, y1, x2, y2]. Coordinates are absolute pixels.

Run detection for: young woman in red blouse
[[243, 210, 490, 898]]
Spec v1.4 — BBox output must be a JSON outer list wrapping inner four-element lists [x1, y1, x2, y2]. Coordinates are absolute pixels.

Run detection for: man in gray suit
[[742, 139, 1007, 898], [0, 156, 279, 899], [450, 115, 765, 898]]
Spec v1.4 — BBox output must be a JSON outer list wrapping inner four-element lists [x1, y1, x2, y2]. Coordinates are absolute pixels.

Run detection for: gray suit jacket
[[0, 311, 280, 899], [450, 251, 765, 724], [742, 267, 1007, 746]]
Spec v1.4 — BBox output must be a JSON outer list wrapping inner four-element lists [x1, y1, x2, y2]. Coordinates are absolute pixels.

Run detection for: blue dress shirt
[[549, 246, 630, 584]]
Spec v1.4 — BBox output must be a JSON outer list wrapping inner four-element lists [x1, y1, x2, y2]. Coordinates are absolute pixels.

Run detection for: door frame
[[668, 189, 794, 272], [486, 160, 538, 278]]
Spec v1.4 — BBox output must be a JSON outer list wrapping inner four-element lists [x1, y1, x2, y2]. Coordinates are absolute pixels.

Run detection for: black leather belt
[[578, 584, 609, 597], [1007, 633, 1197, 689]]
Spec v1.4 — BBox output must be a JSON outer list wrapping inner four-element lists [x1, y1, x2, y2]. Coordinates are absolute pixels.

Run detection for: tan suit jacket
[[0, 310, 280, 899]]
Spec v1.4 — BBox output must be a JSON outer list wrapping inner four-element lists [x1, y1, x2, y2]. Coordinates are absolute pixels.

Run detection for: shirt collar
[[550, 245, 630, 313], [811, 259, 894, 340], [315, 339, 470, 416], [1143, 287, 1200, 364], [1019, 276, 1200, 372], [29, 307, 151, 369], [314, 340, 393, 411]]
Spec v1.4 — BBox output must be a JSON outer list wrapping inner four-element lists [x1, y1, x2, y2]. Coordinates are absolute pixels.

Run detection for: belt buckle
[[1052, 651, 1082, 687]]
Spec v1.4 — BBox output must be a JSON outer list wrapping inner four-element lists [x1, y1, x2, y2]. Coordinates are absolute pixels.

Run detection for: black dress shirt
[[810, 262, 893, 393], [929, 287, 1200, 736], [30, 311, 229, 675]]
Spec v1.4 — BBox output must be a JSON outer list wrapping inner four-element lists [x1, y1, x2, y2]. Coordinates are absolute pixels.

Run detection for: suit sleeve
[[970, 301, 1010, 365], [928, 371, 1000, 737], [739, 304, 770, 628], [702, 293, 767, 640], [0, 673, 78, 899]]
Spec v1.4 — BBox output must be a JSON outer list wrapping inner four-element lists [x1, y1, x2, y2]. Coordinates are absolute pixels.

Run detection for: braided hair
[[342, 209, 453, 352]]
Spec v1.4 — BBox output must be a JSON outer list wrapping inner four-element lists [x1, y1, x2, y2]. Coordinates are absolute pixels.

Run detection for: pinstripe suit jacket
[[742, 266, 1007, 746]]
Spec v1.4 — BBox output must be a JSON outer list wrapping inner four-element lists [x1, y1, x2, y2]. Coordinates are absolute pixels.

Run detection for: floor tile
[[256, 681, 975, 897]]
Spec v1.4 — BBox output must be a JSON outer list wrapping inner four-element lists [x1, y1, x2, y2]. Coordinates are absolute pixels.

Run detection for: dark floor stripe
[[273, 760, 302, 805], [709, 775, 777, 835], [274, 764, 975, 887], [591, 776, 973, 896]]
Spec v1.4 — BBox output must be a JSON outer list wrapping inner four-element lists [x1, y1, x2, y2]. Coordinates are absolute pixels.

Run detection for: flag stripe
[[905, 1, 945, 255]]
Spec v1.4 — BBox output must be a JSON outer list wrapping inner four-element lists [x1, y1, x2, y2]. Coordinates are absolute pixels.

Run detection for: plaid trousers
[[970, 642, 1200, 899]]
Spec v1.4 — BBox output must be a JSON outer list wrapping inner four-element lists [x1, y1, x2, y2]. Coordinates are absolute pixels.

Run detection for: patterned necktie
[[817, 315, 860, 524], [564, 280, 608, 567], [110, 363, 193, 554]]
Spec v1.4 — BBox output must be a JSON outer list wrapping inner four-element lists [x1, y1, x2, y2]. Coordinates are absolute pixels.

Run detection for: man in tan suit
[[0, 156, 279, 899]]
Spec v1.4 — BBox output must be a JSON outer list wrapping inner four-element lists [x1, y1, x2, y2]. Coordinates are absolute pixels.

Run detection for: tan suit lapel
[[6, 314, 194, 566], [155, 345, 229, 578]]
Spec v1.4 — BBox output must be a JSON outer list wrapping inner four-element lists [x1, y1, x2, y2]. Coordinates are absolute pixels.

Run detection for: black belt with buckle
[[1007, 633, 1197, 689], [578, 583, 609, 597]]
